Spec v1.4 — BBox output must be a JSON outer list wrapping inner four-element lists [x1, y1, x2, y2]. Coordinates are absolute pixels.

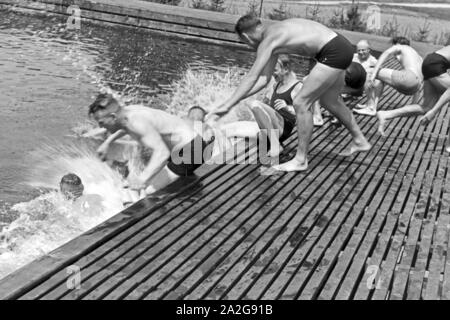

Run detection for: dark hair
[[277, 54, 292, 70], [188, 105, 206, 114], [235, 14, 261, 36], [60, 173, 82, 186], [88, 93, 117, 116], [111, 160, 129, 178], [391, 36, 410, 46], [60, 173, 84, 200]]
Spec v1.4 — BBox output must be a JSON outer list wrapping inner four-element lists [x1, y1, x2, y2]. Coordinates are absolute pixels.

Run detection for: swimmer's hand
[[96, 143, 110, 161], [420, 110, 437, 126], [274, 99, 288, 111]]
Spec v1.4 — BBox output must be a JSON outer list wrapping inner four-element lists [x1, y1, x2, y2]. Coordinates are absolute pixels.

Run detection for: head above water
[[187, 105, 207, 122], [88, 93, 121, 132], [356, 40, 371, 60], [235, 14, 263, 48], [60, 173, 84, 201], [391, 36, 410, 46]]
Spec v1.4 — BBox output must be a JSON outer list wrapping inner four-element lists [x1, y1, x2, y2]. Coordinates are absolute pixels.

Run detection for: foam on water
[[0, 140, 141, 280], [0, 65, 250, 281]]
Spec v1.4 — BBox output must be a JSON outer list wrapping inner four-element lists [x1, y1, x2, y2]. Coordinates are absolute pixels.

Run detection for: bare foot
[[446, 146, 450, 153], [313, 116, 324, 126], [272, 158, 308, 172], [339, 140, 371, 157], [355, 103, 367, 109], [377, 111, 388, 136], [267, 144, 284, 158], [353, 107, 376, 116]]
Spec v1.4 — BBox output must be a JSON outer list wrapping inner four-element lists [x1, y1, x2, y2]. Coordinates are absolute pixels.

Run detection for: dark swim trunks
[[315, 34, 354, 70], [277, 108, 296, 142], [345, 61, 367, 90], [422, 52, 450, 81], [167, 135, 213, 176]]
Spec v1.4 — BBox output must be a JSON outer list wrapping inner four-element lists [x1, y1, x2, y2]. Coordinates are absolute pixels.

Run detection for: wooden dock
[[1, 57, 449, 300]]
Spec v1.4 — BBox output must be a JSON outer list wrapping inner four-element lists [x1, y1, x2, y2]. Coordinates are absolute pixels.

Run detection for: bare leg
[[312, 102, 324, 126], [319, 75, 371, 156], [249, 101, 284, 157], [219, 121, 260, 139], [377, 81, 439, 136], [355, 79, 383, 114], [272, 63, 342, 172]]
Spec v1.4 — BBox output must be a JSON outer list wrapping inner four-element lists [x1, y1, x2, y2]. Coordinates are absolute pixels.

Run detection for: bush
[[327, 7, 345, 29], [380, 15, 400, 38], [342, 2, 365, 32], [147, 0, 182, 5], [305, 2, 322, 23], [247, 0, 260, 17], [268, 3, 288, 21], [190, 0, 226, 12], [412, 19, 431, 43]]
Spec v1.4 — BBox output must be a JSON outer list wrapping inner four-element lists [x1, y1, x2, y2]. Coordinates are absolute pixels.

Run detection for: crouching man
[[88, 94, 214, 195]]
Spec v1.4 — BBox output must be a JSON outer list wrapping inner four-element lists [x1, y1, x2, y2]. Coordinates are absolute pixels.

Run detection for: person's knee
[[293, 96, 315, 114]]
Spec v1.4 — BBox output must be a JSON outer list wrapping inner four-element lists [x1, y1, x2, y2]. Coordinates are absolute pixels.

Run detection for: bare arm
[[421, 88, 450, 124], [126, 118, 170, 186], [97, 129, 127, 160], [212, 37, 279, 115], [371, 45, 401, 81]]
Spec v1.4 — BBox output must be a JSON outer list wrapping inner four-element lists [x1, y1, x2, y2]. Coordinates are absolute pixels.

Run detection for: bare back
[[121, 105, 197, 150], [396, 45, 423, 79], [264, 18, 337, 57]]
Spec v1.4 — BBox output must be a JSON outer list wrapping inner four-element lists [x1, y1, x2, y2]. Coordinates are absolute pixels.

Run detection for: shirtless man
[[209, 15, 371, 172], [403, 46, 450, 152], [352, 40, 384, 115], [89, 94, 213, 194], [372, 37, 424, 135]]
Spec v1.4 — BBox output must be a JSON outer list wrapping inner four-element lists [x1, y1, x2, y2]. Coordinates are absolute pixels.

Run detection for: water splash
[[0, 140, 141, 280]]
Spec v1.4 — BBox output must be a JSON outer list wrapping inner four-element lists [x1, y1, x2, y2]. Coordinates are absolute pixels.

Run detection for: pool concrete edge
[[0, 0, 441, 55]]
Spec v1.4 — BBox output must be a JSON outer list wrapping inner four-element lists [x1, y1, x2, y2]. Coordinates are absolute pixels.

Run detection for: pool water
[[0, 10, 255, 212]]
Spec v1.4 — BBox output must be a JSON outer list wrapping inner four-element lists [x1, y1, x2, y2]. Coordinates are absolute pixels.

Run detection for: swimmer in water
[[59, 173, 105, 211], [89, 94, 215, 195], [208, 15, 371, 172]]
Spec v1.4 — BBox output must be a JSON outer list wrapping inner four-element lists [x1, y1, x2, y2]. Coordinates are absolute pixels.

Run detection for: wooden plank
[[423, 214, 450, 300]]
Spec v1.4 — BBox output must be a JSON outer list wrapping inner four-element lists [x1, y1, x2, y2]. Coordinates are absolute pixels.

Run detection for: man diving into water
[[88, 93, 214, 194], [209, 15, 371, 172]]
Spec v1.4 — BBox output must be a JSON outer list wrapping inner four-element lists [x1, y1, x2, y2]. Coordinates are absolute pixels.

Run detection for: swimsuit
[[167, 135, 213, 176], [422, 52, 450, 81], [270, 81, 300, 142], [345, 61, 367, 90], [315, 34, 354, 70]]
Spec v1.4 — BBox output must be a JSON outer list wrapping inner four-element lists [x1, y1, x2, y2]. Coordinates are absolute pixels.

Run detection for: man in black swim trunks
[[375, 45, 450, 138], [89, 93, 213, 195], [209, 15, 371, 172]]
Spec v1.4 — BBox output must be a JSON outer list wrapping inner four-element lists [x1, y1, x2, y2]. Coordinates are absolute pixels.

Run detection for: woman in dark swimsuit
[[249, 54, 323, 158]]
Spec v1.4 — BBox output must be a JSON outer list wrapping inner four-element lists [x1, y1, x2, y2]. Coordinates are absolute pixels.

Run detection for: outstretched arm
[[421, 88, 450, 124], [370, 45, 401, 82], [211, 37, 279, 116], [97, 129, 127, 160], [125, 119, 170, 190]]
